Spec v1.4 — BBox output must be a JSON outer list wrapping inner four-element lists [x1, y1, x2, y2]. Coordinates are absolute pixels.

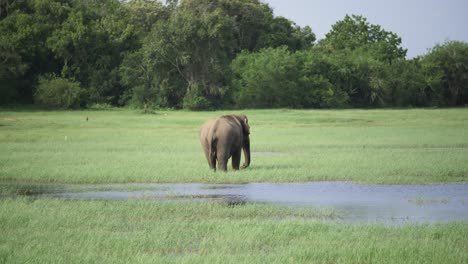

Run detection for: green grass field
[[1, 108, 467, 263], [1, 199, 467, 264], [1, 108, 467, 184]]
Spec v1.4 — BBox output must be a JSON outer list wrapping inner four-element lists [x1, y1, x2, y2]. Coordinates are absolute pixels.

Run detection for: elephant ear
[[242, 117, 250, 135]]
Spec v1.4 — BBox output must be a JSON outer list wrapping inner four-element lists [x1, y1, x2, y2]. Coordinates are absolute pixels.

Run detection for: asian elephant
[[199, 114, 251, 172]]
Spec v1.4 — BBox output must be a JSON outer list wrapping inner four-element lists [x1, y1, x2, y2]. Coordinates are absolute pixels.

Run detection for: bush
[[34, 75, 84, 109], [231, 47, 300, 108], [87, 103, 114, 110], [231, 47, 350, 108], [182, 84, 211, 110], [421, 41, 468, 106]]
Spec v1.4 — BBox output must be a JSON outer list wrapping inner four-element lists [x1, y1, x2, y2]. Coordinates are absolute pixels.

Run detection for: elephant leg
[[210, 153, 217, 171], [217, 153, 228, 172], [231, 150, 241, 170], [204, 149, 212, 168], [217, 160, 228, 172]]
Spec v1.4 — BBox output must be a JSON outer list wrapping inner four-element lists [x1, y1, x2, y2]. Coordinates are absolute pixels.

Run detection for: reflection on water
[[1, 182, 467, 224]]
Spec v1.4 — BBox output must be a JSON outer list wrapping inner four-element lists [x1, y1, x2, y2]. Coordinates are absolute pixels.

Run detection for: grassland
[[1, 108, 467, 184], [1, 198, 466, 264], [1, 108, 467, 263]]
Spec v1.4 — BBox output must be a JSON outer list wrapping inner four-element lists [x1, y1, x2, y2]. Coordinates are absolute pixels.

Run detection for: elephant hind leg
[[210, 153, 217, 171], [203, 145, 212, 169], [231, 150, 241, 170], [217, 153, 228, 172], [218, 160, 228, 172], [209, 138, 217, 171]]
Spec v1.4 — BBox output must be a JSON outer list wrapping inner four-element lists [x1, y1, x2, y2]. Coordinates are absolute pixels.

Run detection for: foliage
[[34, 75, 83, 109], [231, 47, 347, 108], [258, 16, 316, 51], [421, 41, 468, 106], [119, 50, 178, 108], [0, 0, 66, 103], [47, 0, 137, 105], [231, 46, 397, 108], [384, 58, 430, 107], [230, 14, 467, 109], [132, 0, 313, 109], [182, 84, 212, 110], [231, 47, 299, 108], [320, 14, 407, 62], [296, 49, 350, 107], [0, 1, 467, 109]]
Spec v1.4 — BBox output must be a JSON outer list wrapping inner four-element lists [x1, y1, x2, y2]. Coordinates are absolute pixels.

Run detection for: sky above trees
[[264, 0, 468, 58]]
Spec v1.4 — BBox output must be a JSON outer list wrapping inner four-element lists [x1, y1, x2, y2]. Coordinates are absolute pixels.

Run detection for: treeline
[[1, 0, 467, 109]]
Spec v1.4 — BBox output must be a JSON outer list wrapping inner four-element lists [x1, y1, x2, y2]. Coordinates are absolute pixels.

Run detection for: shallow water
[[1, 182, 467, 224]]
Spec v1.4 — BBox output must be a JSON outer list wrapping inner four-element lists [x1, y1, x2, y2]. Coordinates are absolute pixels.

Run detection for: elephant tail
[[209, 136, 217, 171]]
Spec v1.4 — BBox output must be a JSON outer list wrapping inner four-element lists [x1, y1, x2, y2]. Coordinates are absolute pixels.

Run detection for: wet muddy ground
[[1, 182, 467, 224]]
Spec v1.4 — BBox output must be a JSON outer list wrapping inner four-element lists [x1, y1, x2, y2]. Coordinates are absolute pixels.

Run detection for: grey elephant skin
[[199, 114, 251, 172]]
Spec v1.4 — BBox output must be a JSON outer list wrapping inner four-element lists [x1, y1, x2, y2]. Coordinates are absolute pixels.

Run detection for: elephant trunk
[[241, 137, 250, 169]]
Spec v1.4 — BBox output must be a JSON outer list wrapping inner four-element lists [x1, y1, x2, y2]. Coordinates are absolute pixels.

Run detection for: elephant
[[199, 114, 251, 172]]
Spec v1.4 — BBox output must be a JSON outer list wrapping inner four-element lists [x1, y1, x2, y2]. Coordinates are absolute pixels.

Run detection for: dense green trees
[[126, 0, 314, 109], [1, 0, 467, 109], [421, 41, 468, 106], [231, 47, 344, 108], [320, 15, 406, 63]]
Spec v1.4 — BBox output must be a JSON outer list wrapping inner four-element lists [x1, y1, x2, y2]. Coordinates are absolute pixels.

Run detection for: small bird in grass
[[86, 117, 88, 122]]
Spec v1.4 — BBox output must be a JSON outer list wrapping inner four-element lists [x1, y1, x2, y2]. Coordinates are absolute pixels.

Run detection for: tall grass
[[0, 108, 467, 183], [1, 198, 466, 264]]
